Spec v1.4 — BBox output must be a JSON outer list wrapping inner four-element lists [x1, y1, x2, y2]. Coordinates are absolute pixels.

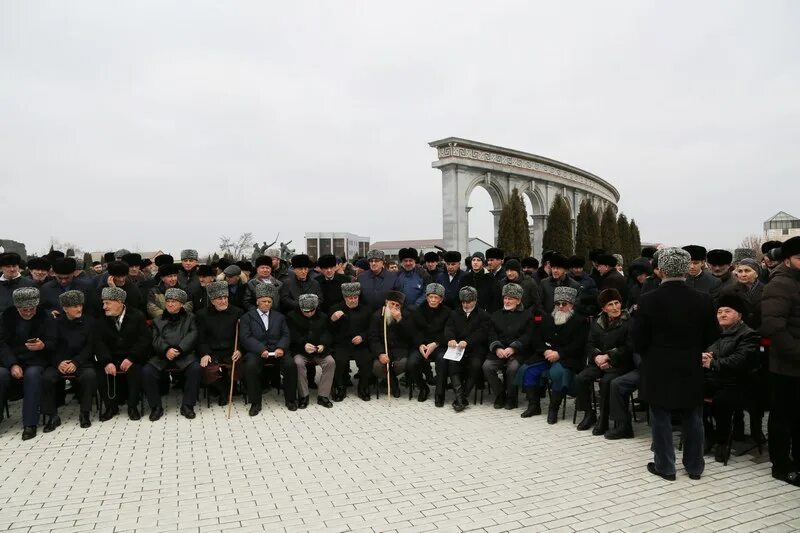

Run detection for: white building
[[305, 232, 370, 261], [763, 211, 800, 242]]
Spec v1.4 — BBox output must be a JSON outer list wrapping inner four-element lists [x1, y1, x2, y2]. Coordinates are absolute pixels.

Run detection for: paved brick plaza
[[1, 381, 798, 533]]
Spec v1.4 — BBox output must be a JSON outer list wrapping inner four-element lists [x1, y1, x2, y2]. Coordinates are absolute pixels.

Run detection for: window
[[320, 239, 332, 256], [333, 238, 345, 257], [306, 239, 318, 260]]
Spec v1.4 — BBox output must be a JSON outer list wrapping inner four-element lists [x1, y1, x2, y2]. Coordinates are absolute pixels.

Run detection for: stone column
[[440, 164, 470, 254], [490, 209, 503, 247]]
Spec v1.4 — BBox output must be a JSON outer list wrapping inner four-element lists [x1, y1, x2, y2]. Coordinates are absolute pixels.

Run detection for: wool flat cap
[[425, 283, 445, 298], [291, 254, 311, 269], [223, 265, 241, 277], [717, 293, 749, 316], [398, 248, 418, 262], [180, 249, 198, 260], [504, 259, 521, 272], [502, 283, 523, 300], [385, 290, 405, 305], [341, 282, 361, 297], [733, 248, 757, 263], [659, 247, 691, 278], [164, 288, 188, 303], [596, 254, 618, 268], [27, 257, 50, 271], [317, 254, 337, 269], [682, 245, 707, 261], [549, 253, 569, 269], [366, 249, 385, 261], [101, 286, 127, 302], [13, 287, 40, 309], [598, 288, 622, 308], [423, 251, 439, 263], [298, 293, 319, 311], [255, 282, 278, 300], [107, 261, 129, 277], [0, 252, 22, 266], [59, 290, 85, 307], [459, 286, 477, 302], [158, 263, 180, 277], [553, 286, 578, 304], [706, 249, 733, 266], [443, 251, 462, 263], [782, 236, 800, 259], [52, 258, 77, 275], [485, 248, 504, 260], [121, 253, 142, 267], [206, 281, 228, 300]]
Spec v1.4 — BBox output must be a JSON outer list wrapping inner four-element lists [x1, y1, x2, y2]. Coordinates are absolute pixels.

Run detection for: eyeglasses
[[555, 301, 572, 307]]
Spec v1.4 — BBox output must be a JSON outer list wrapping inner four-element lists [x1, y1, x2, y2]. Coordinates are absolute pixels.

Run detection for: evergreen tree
[[212, 252, 220, 262], [616, 213, 631, 265], [541, 195, 573, 257], [82, 252, 93, 272], [496, 188, 532, 258], [574, 199, 599, 268], [629, 219, 642, 259], [600, 204, 620, 253]]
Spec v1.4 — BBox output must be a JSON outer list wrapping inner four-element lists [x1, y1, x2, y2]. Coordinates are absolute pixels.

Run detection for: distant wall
[[0, 239, 28, 260]]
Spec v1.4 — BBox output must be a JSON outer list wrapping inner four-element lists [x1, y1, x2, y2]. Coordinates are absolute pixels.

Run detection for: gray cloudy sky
[[2, 1, 798, 258]]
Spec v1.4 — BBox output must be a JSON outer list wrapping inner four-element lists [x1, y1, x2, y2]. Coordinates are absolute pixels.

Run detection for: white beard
[[503, 303, 516, 311], [552, 309, 574, 326]]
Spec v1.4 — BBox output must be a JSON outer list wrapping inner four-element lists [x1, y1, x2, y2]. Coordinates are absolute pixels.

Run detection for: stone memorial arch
[[430, 137, 620, 256]]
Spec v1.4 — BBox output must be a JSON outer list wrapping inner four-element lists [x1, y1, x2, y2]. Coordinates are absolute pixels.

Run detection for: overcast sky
[[2, 1, 798, 258]]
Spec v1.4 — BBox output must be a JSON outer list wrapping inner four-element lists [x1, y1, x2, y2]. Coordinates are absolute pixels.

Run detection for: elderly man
[[92, 260, 145, 314], [0, 252, 36, 317], [219, 264, 246, 309], [395, 248, 429, 309], [317, 254, 350, 315], [0, 288, 57, 440], [143, 288, 201, 421], [244, 256, 283, 311], [147, 261, 193, 318], [288, 294, 335, 409], [539, 253, 582, 314], [444, 286, 491, 412], [595, 254, 628, 306], [239, 283, 297, 414], [279, 254, 322, 314], [635, 248, 719, 481], [683, 245, 722, 300], [359, 250, 401, 312], [25, 256, 52, 288], [44, 290, 98, 429], [707, 249, 735, 290], [39, 257, 93, 315], [436, 251, 465, 310], [501, 259, 542, 314], [189, 264, 216, 312], [483, 283, 532, 410], [369, 290, 411, 397], [407, 283, 451, 405], [196, 281, 243, 406], [329, 282, 373, 401]]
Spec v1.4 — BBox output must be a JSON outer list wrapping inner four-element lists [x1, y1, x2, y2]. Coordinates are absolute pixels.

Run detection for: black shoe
[[285, 401, 298, 411], [493, 393, 506, 409], [714, 444, 730, 463], [298, 396, 309, 409], [592, 417, 609, 436], [520, 400, 542, 418], [317, 396, 333, 408], [435, 395, 445, 408], [453, 396, 466, 412], [99, 405, 119, 422], [128, 406, 141, 421], [149, 406, 164, 421], [577, 411, 597, 431], [604, 424, 634, 440], [22, 426, 37, 440], [180, 405, 196, 419], [79, 411, 91, 429], [548, 392, 564, 424], [688, 473, 702, 480], [218, 395, 228, 407], [249, 403, 262, 416], [391, 377, 401, 398], [504, 396, 518, 410], [333, 386, 346, 402], [547, 409, 559, 424], [647, 462, 676, 481], [43, 415, 61, 433], [417, 385, 429, 403], [358, 387, 371, 401]]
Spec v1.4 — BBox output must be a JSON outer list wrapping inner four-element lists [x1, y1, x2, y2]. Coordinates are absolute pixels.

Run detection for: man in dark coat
[[39, 257, 94, 316], [501, 259, 543, 314], [25, 256, 52, 288], [287, 294, 335, 409], [90, 260, 145, 316], [279, 254, 323, 314], [683, 245, 722, 300], [634, 248, 719, 481], [329, 282, 373, 401], [0, 252, 36, 318], [368, 290, 411, 397], [568, 255, 600, 317], [460, 252, 498, 312], [358, 250, 400, 312], [147, 262, 190, 319], [220, 264, 247, 311], [177, 249, 202, 299], [761, 236, 800, 486], [143, 288, 201, 421], [316, 254, 350, 315], [595, 254, 629, 308], [422, 251, 442, 282], [407, 283, 451, 406], [189, 264, 217, 313], [243, 256, 282, 311], [239, 283, 297, 414], [539, 253, 582, 314], [435, 251, 465, 310], [707, 249, 736, 291], [485, 247, 506, 283]]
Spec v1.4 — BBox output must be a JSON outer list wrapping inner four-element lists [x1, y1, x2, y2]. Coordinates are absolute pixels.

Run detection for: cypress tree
[[629, 219, 642, 259], [574, 199, 598, 268], [497, 188, 532, 258], [616, 213, 631, 265], [600, 204, 620, 253], [542, 195, 574, 256], [82, 252, 93, 272]]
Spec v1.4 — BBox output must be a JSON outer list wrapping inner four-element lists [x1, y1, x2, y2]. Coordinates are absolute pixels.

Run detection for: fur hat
[[12, 287, 40, 309], [682, 245, 707, 261], [254, 256, 272, 268], [640, 246, 658, 259], [291, 254, 311, 269], [366, 249, 385, 262], [598, 288, 622, 308], [781, 236, 800, 259], [659, 247, 691, 278], [706, 249, 733, 266], [385, 290, 405, 305], [733, 248, 757, 263], [27, 257, 51, 271], [154, 254, 174, 267], [738, 258, 761, 274], [485, 247, 504, 261], [101, 286, 127, 303], [114, 249, 130, 260], [52, 257, 77, 275], [589, 249, 606, 262], [107, 261, 129, 277], [567, 256, 586, 269], [121, 253, 142, 267], [317, 254, 337, 269], [59, 290, 85, 308], [717, 293, 749, 316], [423, 251, 439, 263], [613, 254, 624, 267], [341, 282, 361, 297], [520, 257, 538, 270], [0, 252, 22, 266], [425, 283, 445, 298], [255, 282, 278, 301], [502, 283, 523, 300], [265, 248, 281, 259], [549, 253, 569, 269], [553, 286, 578, 304], [628, 258, 652, 277], [206, 281, 228, 300], [761, 240, 783, 254], [103, 252, 116, 264], [298, 293, 319, 311], [596, 254, 618, 268], [355, 258, 369, 270], [158, 263, 180, 277], [223, 265, 241, 277], [398, 248, 418, 262], [180, 249, 198, 261], [164, 287, 188, 304], [504, 259, 521, 272], [443, 251, 462, 263], [197, 264, 215, 278], [459, 286, 477, 302]]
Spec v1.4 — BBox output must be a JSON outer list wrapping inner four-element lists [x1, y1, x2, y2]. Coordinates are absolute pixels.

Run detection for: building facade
[[305, 232, 370, 261], [764, 211, 800, 242]]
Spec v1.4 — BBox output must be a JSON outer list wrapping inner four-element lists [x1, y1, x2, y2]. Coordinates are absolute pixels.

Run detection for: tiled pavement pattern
[[0, 378, 798, 533]]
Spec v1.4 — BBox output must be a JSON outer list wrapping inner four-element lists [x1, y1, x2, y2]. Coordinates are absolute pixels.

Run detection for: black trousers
[[142, 361, 201, 409], [465, 355, 485, 395], [333, 348, 372, 388], [43, 366, 97, 414], [243, 353, 297, 405], [609, 369, 640, 423], [769, 373, 800, 476], [407, 348, 446, 394], [704, 381, 742, 444], [575, 366, 623, 413], [651, 404, 704, 477], [98, 364, 142, 409], [1, 365, 50, 427]]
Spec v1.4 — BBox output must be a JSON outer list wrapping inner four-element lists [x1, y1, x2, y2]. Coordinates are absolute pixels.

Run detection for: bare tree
[[46, 237, 82, 256], [739, 234, 763, 259], [219, 232, 255, 260]]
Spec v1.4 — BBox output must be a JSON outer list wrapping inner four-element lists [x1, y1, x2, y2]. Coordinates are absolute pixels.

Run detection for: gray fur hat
[[502, 283, 524, 300], [265, 248, 281, 259], [553, 286, 578, 304], [255, 282, 278, 300], [366, 249, 385, 261], [164, 287, 188, 304], [114, 249, 131, 260], [58, 290, 85, 308], [613, 254, 624, 267], [298, 293, 319, 311], [459, 286, 478, 302], [101, 286, 127, 303], [733, 248, 757, 263], [223, 265, 241, 277], [12, 287, 40, 309], [425, 283, 445, 298], [206, 281, 228, 300], [341, 282, 361, 297], [180, 249, 199, 261], [658, 247, 691, 278]]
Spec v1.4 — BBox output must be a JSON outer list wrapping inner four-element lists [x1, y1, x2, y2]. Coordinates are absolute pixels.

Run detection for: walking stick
[[226, 320, 240, 419], [383, 305, 391, 398]]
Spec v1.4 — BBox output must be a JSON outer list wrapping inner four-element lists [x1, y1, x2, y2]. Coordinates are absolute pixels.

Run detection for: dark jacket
[[39, 277, 94, 314], [239, 307, 290, 356], [329, 301, 372, 356], [704, 320, 760, 387], [721, 281, 764, 330], [443, 307, 491, 360], [287, 309, 332, 356], [358, 268, 400, 312], [317, 273, 351, 315], [410, 301, 451, 348], [93, 306, 152, 366], [541, 312, 589, 372], [597, 270, 629, 307], [761, 264, 800, 377], [368, 308, 412, 360], [0, 275, 36, 317], [488, 306, 538, 363], [459, 269, 499, 312], [539, 275, 582, 314], [195, 305, 243, 362], [586, 311, 633, 372], [435, 269, 466, 310], [150, 309, 198, 371], [89, 279, 145, 317], [634, 280, 720, 408], [147, 282, 194, 319], [226, 281, 247, 311], [279, 272, 322, 314], [500, 275, 543, 314], [243, 277, 282, 311], [570, 271, 599, 317], [396, 266, 430, 309], [53, 314, 94, 367], [0, 307, 56, 368], [685, 269, 722, 300]]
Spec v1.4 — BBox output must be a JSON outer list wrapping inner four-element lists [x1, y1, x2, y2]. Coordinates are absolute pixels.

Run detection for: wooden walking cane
[[383, 305, 391, 398], [226, 320, 240, 419]]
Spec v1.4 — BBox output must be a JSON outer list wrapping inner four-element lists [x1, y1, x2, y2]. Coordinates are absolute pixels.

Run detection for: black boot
[[750, 411, 767, 444], [715, 444, 730, 463], [79, 411, 91, 429], [732, 409, 745, 440], [592, 411, 609, 436], [22, 426, 37, 440], [548, 391, 564, 424], [493, 391, 506, 409], [390, 375, 401, 398], [43, 415, 61, 433], [577, 410, 596, 431], [520, 390, 542, 418], [605, 421, 634, 439], [451, 375, 467, 412], [417, 384, 430, 402]]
